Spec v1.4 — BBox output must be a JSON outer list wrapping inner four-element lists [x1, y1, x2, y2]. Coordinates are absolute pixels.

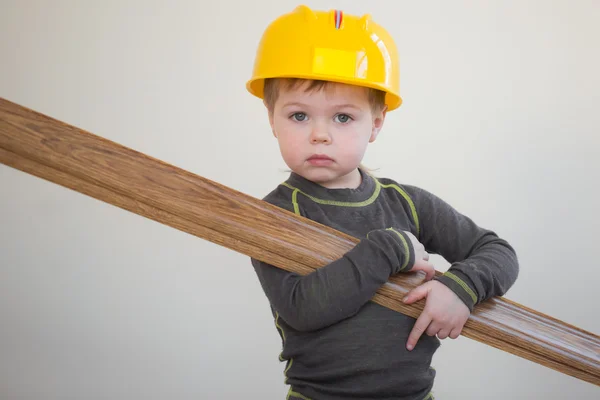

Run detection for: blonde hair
[[263, 78, 387, 114]]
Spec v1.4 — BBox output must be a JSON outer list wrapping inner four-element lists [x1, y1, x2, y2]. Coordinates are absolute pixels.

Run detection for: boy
[[246, 5, 519, 400]]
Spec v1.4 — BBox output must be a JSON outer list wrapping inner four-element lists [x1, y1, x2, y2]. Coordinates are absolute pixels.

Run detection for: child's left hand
[[403, 280, 470, 350]]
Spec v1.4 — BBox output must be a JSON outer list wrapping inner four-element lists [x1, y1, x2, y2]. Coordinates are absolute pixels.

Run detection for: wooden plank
[[1, 97, 598, 386]]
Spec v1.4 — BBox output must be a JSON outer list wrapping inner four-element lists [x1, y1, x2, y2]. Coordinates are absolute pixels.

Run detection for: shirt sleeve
[[250, 189, 415, 332], [405, 185, 520, 311]]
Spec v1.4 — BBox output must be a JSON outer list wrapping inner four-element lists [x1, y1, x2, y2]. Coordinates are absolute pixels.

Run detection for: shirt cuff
[[434, 269, 478, 311]]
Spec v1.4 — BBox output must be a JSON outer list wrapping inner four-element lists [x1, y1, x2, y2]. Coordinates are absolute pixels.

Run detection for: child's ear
[[370, 106, 387, 143]]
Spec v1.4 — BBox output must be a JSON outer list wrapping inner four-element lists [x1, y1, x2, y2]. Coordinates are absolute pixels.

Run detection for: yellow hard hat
[[246, 5, 402, 110]]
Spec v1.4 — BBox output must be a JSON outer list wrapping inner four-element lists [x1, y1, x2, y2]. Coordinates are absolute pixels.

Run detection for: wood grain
[[1, 97, 598, 386]]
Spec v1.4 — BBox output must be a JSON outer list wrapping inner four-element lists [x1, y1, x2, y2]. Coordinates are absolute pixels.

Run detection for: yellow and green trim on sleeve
[[366, 228, 416, 274], [435, 270, 479, 311]]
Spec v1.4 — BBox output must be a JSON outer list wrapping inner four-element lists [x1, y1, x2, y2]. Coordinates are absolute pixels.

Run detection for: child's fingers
[[426, 321, 441, 337], [402, 282, 429, 304], [449, 327, 462, 339], [406, 311, 432, 351], [436, 327, 451, 339], [423, 261, 435, 280], [411, 260, 435, 281]]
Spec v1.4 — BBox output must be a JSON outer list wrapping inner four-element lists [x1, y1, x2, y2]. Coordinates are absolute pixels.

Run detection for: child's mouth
[[307, 154, 334, 166]]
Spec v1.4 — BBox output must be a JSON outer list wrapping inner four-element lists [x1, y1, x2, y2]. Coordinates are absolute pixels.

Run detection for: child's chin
[[302, 167, 335, 178], [304, 168, 344, 184]]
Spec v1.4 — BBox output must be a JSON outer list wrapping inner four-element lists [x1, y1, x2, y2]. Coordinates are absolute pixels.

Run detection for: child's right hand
[[404, 231, 435, 280]]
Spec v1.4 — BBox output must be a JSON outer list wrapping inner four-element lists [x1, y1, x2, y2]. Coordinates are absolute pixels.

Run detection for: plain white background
[[1, 1, 599, 398]]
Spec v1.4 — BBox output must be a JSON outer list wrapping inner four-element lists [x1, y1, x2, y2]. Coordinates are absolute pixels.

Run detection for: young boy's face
[[268, 81, 386, 188]]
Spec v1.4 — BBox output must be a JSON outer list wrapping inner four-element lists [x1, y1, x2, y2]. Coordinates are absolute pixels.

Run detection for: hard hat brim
[[246, 74, 402, 111]]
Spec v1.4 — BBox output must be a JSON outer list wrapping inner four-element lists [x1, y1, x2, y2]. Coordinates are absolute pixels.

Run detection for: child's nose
[[310, 125, 331, 144]]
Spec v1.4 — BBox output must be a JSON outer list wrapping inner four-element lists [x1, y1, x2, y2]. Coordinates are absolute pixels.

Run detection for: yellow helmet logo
[[246, 5, 402, 110]]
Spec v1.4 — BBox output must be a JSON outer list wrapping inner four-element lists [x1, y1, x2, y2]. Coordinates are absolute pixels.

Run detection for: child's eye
[[291, 112, 307, 122], [335, 114, 353, 123]]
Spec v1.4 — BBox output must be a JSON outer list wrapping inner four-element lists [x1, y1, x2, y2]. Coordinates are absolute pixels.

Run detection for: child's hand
[[402, 280, 470, 350], [404, 231, 435, 280]]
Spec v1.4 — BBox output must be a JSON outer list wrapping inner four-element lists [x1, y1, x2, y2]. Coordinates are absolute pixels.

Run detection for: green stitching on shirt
[[379, 183, 420, 237], [291, 188, 301, 215], [387, 228, 411, 271], [281, 180, 382, 207], [423, 392, 434, 400], [275, 313, 294, 384], [287, 388, 313, 400], [275, 312, 286, 340], [281, 180, 420, 238], [444, 271, 478, 304]]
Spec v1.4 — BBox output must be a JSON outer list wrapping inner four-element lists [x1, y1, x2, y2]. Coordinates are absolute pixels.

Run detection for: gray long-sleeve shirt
[[251, 168, 519, 400]]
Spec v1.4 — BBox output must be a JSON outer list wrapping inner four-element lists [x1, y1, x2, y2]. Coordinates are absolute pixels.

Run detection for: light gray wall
[[1, 1, 598, 398]]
